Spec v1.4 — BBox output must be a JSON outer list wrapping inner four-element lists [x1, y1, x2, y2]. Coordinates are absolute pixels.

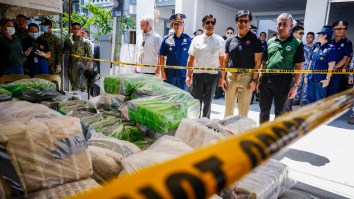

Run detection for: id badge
[[34, 56, 39, 63]]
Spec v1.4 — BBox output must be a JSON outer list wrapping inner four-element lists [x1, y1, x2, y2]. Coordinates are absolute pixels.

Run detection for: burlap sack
[[27, 178, 100, 199]]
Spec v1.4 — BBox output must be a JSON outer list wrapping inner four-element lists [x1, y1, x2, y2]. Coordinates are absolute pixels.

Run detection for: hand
[[220, 78, 227, 91], [186, 76, 192, 87], [56, 65, 62, 73], [288, 86, 298, 99], [24, 47, 32, 56], [256, 75, 262, 93], [155, 68, 160, 77], [320, 79, 330, 88], [34, 50, 45, 57], [248, 80, 256, 92], [349, 78, 353, 85], [161, 72, 167, 80]]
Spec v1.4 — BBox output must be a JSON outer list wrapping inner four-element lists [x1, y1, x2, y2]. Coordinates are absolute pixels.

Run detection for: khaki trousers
[[225, 72, 253, 117]]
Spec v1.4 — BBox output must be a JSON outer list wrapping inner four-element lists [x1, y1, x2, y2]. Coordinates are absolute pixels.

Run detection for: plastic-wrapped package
[[27, 178, 100, 199], [88, 146, 123, 183], [121, 136, 193, 173], [218, 115, 257, 135], [103, 74, 162, 95], [0, 78, 58, 102], [88, 133, 141, 157], [0, 87, 12, 102], [0, 101, 61, 122], [0, 103, 92, 197], [88, 93, 128, 111], [109, 122, 143, 143], [222, 159, 288, 199], [175, 118, 233, 149], [120, 95, 200, 133]]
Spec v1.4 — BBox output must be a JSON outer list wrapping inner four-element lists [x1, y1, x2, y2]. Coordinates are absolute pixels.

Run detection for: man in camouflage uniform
[[15, 14, 29, 42], [63, 22, 92, 91], [39, 19, 63, 74]]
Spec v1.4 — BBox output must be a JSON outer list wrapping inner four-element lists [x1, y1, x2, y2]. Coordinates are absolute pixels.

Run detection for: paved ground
[[210, 97, 354, 199]]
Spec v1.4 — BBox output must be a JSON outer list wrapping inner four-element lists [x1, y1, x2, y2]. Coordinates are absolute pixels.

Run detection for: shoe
[[348, 116, 354, 125], [292, 99, 300, 106], [301, 101, 308, 106]]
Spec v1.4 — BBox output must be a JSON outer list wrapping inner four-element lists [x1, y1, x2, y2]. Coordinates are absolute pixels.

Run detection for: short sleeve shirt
[[159, 33, 191, 78], [136, 30, 162, 73], [225, 31, 262, 69], [330, 37, 353, 64], [188, 33, 225, 74], [22, 37, 50, 66], [308, 43, 336, 80]]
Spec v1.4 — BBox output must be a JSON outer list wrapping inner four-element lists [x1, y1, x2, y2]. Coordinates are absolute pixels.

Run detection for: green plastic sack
[[0, 78, 57, 102], [0, 87, 12, 102]]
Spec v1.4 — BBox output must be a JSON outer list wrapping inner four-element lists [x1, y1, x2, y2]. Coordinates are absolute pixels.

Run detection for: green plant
[[121, 15, 136, 30], [62, 12, 94, 28], [83, 2, 113, 38]]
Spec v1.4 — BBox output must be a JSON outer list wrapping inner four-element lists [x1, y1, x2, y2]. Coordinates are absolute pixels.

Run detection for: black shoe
[[292, 99, 300, 106], [348, 116, 354, 125], [301, 101, 308, 106]]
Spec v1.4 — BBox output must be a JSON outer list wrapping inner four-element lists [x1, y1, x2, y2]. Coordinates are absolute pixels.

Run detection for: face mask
[[41, 26, 48, 33], [29, 32, 40, 39], [6, 27, 15, 35]]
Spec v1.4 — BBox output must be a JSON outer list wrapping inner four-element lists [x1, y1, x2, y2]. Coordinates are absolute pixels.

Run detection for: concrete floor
[[210, 97, 354, 199]]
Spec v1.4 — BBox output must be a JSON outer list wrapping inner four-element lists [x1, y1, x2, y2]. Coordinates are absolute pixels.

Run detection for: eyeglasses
[[226, 32, 233, 34], [173, 22, 184, 26], [238, 19, 249, 24], [299, 32, 304, 35], [334, 27, 346, 30], [205, 21, 216, 25]]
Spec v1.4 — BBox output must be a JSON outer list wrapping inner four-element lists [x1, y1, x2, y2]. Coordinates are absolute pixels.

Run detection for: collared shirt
[[136, 30, 162, 73], [40, 32, 63, 68], [308, 42, 336, 80], [64, 35, 93, 65], [225, 31, 262, 69], [0, 34, 24, 67], [263, 35, 304, 70], [303, 43, 314, 69], [159, 33, 191, 78], [330, 37, 353, 64], [15, 28, 29, 41], [188, 33, 225, 74], [261, 40, 267, 53], [349, 54, 354, 79], [22, 37, 50, 66]]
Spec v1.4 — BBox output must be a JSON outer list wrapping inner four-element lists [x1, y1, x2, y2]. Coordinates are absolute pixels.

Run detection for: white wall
[[303, 0, 329, 43], [136, 0, 155, 37], [155, 7, 175, 37], [257, 20, 277, 39]]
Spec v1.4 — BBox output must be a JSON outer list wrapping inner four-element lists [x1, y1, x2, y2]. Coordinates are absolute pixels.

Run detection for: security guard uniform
[[159, 13, 191, 91]]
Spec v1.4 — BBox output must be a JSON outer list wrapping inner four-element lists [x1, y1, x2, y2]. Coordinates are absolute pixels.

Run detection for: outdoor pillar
[[303, 0, 329, 41], [175, 0, 205, 36], [99, 34, 112, 78], [136, 0, 155, 37]]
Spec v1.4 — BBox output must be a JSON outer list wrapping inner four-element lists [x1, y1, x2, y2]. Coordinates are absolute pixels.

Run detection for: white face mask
[[6, 27, 16, 35]]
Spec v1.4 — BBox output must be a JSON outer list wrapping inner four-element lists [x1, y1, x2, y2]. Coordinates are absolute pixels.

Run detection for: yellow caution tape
[[70, 54, 354, 74], [71, 88, 354, 199]]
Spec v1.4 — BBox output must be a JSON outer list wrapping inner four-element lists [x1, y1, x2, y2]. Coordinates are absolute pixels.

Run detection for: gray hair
[[277, 13, 294, 24], [141, 15, 154, 28]]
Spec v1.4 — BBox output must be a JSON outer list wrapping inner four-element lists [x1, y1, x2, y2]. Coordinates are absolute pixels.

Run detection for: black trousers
[[259, 74, 292, 123], [192, 73, 219, 118]]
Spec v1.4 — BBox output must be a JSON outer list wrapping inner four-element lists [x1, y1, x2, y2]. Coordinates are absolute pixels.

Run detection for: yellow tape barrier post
[[71, 54, 354, 74], [71, 88, 354, 199]]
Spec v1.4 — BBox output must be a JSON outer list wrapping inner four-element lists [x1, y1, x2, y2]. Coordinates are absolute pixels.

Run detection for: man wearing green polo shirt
[[258, 13, 304, 123]]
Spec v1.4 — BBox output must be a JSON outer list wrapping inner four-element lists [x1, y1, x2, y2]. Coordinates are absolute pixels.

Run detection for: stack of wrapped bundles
[[103, 74, 162, 96], [0, 101, 94, 198], [0, 78, 58, 102]]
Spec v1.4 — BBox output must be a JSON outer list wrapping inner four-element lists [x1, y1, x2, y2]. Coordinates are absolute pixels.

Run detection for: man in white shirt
[[186, 14, 225, 118], [135, 15, 162, 75], [80, 28, 95, 55]]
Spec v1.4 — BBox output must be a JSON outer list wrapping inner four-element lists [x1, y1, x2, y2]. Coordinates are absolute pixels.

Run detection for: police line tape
[[71, 54, 354, 75], [71, 88, 354, 199]]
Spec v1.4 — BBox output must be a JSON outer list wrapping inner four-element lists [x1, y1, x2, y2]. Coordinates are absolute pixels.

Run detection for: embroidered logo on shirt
[[39, 45, 45, 50], [286, 46, 292, 51], [341, 43, 345, 47], [323, 49, 328, 53], [245, 40, 251, 45]]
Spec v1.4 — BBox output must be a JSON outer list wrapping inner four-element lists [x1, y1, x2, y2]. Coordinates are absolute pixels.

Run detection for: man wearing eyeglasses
[[220, 10, 262, 117], [186, 14, 225, 118], [327, 20, 353, 96], [135, 15, 162, 75], [258, 13, 304, 123], [158, 13, 191, 91]]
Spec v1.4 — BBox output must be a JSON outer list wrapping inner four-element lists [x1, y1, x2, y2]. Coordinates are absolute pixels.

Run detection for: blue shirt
[[159, 33, 191, 78], [330, 37, 353, 64], [308, 42, 336, 81], [303, 44, 314, 70], [261, 41, 267, 53]]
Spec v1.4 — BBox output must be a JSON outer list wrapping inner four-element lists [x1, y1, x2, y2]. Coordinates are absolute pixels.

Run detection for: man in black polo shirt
[[220, 10, 262, 117], [259, 13, 304, 123]]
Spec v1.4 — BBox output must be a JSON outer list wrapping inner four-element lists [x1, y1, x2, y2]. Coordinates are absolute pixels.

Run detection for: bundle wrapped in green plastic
[[103, 74, 162, 95], [120, 95, 199, 133], [0, 78, 57, 102], [0, 87, 12, 102]]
